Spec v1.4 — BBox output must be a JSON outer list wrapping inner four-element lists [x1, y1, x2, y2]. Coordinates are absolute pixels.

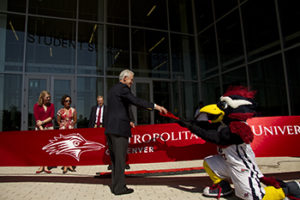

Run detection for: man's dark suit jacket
[[88, 105, 106, 128], [105, 82, 154, 137]]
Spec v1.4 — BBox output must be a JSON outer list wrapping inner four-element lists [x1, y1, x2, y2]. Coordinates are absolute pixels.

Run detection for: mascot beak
[[200, 104, 225, 123]]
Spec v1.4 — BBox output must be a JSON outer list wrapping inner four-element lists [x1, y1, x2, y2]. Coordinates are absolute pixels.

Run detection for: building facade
[[0, 0, 299, 131]]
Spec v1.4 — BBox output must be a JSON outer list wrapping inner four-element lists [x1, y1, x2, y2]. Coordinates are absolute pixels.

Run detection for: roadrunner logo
[[42, 133, 105, 161]]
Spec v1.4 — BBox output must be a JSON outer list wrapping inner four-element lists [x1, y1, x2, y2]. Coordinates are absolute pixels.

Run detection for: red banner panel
[[0, 123, 213, 166], [0, 116, 299, 166], [248, 116, 300, 157]]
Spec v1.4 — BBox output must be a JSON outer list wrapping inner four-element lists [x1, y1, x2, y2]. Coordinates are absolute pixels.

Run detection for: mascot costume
[[175, 86, 300, 200]]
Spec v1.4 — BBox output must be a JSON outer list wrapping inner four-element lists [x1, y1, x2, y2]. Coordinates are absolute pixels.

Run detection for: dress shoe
[[44, 169, 52, 174], [114, 187, 134, 195], [36, 169, 43, 174], [68, 167, 76, 172]]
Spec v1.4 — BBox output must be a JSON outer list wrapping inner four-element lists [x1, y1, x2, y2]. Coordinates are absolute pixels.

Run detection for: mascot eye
[[220, 101, 228, 109], [73, 141, 80, 146]]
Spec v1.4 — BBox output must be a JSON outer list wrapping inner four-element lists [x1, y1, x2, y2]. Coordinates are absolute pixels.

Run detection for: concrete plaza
[[0, 157, 300, 200]]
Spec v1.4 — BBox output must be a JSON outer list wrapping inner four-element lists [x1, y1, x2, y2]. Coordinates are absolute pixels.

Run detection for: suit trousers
[[106, 134, 128, 193]]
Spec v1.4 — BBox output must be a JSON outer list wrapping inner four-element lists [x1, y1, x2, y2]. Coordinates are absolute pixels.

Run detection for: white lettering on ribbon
[[128, 130, 199, 144], [127, 146, 154, 154], [127, 130, 202, 154], [251, 125, 300, 136]]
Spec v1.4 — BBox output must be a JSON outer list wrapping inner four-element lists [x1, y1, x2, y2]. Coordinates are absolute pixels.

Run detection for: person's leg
[[36, 166, 43, 173], [109, 134, 128, 194], [63, 166, 67, 174], [125, 154, 130, 170], [204, 155, 229, 183], [230, 166, 265, 200], [203, 155, 233, 197], [106, 134, 115, 192], [203, 160, 223, 184], [43, 166, 51, 173], [105, 136, 112, 170]]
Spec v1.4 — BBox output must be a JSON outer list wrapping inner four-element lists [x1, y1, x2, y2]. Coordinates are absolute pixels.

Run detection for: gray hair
[[119, 69, 134, 81]]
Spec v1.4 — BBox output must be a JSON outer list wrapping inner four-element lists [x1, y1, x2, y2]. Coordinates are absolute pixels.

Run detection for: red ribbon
[[159, 111, 179, 120]]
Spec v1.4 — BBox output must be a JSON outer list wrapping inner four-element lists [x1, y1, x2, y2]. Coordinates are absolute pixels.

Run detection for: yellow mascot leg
[[203, 160, 223, 185], [262, 186, 286, 200]]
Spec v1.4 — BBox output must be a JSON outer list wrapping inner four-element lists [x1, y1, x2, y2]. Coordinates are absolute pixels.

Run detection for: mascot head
[[200, 86, 257, 123]]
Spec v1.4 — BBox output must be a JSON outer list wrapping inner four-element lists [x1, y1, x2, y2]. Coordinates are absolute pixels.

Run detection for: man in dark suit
[[105, 69, 167, 195], [88, 95, 105, 128]]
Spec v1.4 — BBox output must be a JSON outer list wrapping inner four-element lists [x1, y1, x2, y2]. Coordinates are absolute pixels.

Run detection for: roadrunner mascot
[[176, 86, 300, 200]]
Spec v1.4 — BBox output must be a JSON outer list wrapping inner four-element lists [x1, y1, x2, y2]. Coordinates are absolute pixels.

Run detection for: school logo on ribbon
[[42, 133, 105, 161]]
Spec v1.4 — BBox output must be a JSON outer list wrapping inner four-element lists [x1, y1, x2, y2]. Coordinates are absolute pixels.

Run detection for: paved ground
[[0, 157, 300, 200]]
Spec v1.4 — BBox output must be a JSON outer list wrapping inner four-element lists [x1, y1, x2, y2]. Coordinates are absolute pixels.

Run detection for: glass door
[[24, 75, 74, 130], [24, 75, 50, 130], [51, 76, 75, 129], [132, 79, 154, 125]]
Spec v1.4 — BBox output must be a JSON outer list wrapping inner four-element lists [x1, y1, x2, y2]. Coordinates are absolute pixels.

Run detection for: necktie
[[96, 106, 102, 127]]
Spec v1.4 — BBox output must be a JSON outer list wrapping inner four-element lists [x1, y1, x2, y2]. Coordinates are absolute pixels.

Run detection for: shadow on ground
[[1, 172, 300, 184], [0, 171, 299, 200]]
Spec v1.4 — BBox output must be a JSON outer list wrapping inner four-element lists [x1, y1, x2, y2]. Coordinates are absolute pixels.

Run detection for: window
[[202, 77, 220, 105], [26, 17, 76, 73], [29, 0, 76, 18], [168, 0, 194, 33], [107, 0, 128, 24], [248, 54, 288, 116], [241, 0, 280, 61], [216, 10, 244, 71], [214, 0, 237, 19], [153, 81, 171, 123], [278, 0, 300, 48], [131, 0, 168, 30], [0, 0, 26, 13], [198, 27, 218, 78], [285, 47, 300, 115], [181, 82, 199, 120], [77, 77, 104, 128], [171, 34, 197, 80], [0, 14, 25, 72], [194, 0, 213, 32], [106, 25, 129, 76], [77, 22, 104, 75], [0, 74, 22, 131], [132, 28, 170, 78], [222, 67, 247, 91], [79, 0, 104, 22]]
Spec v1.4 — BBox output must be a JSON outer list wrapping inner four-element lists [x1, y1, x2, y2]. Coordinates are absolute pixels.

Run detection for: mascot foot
[[203, 180, 233, 199], [284, 181, 300, 199]]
